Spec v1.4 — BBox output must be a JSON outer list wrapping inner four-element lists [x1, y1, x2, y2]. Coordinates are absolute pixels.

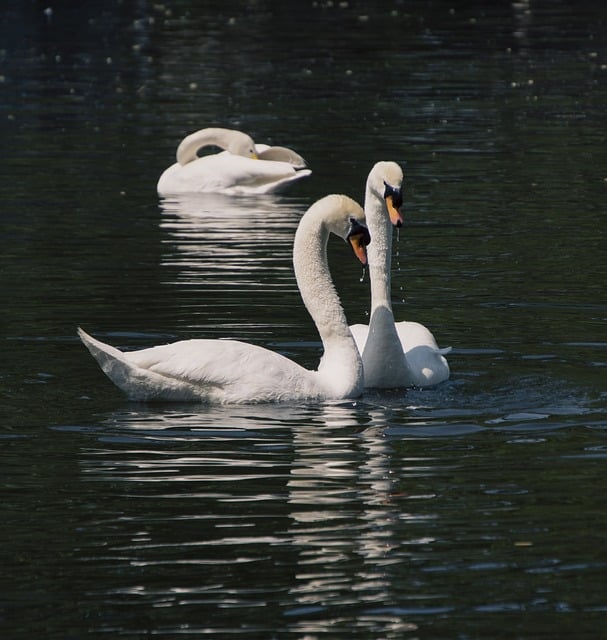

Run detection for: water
[[2, 1, 606, 638]]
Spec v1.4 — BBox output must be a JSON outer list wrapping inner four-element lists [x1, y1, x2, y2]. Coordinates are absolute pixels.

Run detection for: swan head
[[227, 131, 258, 159], [305, 194, 370, 265], [368, 161, 404, 227], [325, 194, 370, 265]]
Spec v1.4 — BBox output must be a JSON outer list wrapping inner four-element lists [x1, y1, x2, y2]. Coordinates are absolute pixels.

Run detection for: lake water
[[1, 1, 606, 638]]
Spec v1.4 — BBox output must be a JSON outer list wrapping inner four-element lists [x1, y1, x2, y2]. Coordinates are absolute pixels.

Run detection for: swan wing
[[349, 320, 451, 387], [256, 145, 308, 169], [349, 323, 368, 354], [157, 152, 311, 195], [395, 321, 451, 386], [219, 156, 310, 194], [78, 328, 320, 403], [395, 321, 447, 353]]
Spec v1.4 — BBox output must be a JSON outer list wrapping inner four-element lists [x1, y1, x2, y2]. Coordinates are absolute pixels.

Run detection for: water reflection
[[49, 379, 607, 637], [77, 402, 434, 636], [158, 192, 304, 281], [286, 407, 410, 626], [4, 0, 607, 637], [156, 193, 310, 338]]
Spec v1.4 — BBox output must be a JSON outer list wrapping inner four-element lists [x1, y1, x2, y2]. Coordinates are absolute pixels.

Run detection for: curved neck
[[176, 128, 238, 165], [294, 213, 351, 344], [293, 208, 363, 394], [365, 184, 394, 313]]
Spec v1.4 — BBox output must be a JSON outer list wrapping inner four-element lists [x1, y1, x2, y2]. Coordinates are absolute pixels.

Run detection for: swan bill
[[383, 181, 404, 227], [347, 218, 371, 266], [385, 195, 403, 227]]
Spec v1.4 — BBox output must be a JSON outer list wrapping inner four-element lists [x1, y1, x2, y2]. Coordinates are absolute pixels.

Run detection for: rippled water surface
[[2, 1, 606, 638]]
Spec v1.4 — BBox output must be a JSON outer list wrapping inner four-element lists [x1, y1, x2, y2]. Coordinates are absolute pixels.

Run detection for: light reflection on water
[[55, 393, 606, 637], [158, 193, 302, 288], [2, 0, 607, 637]]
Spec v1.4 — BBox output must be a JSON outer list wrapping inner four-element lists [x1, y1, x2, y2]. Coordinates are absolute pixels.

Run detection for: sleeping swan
[[349, 161, 451, 388], [78, 194, 370, 403], [157, 127, 312, 195]]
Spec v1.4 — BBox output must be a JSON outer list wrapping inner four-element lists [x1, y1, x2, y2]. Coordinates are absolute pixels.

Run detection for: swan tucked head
[[368, 161, 404, 227], [226, 130, 258, 158]]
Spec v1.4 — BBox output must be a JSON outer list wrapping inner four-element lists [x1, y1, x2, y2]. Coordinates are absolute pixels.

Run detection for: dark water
[[2, 1, 606, 638]]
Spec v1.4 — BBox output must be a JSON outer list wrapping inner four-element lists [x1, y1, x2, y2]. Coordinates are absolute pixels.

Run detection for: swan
[[349, 161, 451, 388], [157, 128, 312, 195], [78, 194, 370, 403]]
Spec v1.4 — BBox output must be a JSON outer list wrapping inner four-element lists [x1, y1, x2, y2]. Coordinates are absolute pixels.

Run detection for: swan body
[[350, 161, 451, 388], [157, 128, 312, 195], [79, 194, 370, 404]]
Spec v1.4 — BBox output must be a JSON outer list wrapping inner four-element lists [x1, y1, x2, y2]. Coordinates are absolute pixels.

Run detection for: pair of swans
[[157, 128, 312, 195], [79, 162, 450, 403]]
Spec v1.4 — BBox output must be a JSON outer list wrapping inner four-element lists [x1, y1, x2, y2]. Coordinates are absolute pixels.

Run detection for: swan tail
[[77, 328, 202, 401], [78, 327, 128, 369], [77, 327, 141, 393]]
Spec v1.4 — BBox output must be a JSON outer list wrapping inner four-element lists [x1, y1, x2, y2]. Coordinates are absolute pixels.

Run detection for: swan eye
[[347, 217, 370, 245], [346, 217, 371, 265], [383, 181, 403, 208], [383, 181, 404, 227]]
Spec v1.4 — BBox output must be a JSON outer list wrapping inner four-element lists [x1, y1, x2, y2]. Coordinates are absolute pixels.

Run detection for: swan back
[[398, 321, 451, 386]]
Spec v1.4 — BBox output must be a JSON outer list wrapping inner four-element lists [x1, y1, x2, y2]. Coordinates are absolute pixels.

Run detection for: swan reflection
[[156, 193, 312, 338], [76, 403, 429, 635], [158, 192, 306, 287]]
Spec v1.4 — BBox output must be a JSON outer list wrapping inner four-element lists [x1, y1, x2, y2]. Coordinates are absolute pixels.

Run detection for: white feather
[[157, 128, 311, 195], [79, 194, 366, 404], [350, 162, 451, 388]]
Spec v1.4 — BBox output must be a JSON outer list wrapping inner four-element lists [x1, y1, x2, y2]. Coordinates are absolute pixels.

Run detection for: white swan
[[78, 194, 370, 403], [350, 161, 451, 388], [157, 128, 312, 195]]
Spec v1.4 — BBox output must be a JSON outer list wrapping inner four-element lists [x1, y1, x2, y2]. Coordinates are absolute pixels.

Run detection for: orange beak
[[348, 232, 369, 266], [385, 195, 404, 227]]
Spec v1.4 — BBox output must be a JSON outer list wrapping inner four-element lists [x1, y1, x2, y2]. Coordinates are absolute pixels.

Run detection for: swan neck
[[294, 217, 350, 343], [293, 208, 363, 393], [365, 185, 394, 311], [176, 128, 234, 165]]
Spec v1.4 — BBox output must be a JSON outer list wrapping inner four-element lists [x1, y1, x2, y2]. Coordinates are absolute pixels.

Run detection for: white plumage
[[79, 194, 370, 403], [350, 161, 451, 388], [157, 128, 311, 195]]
